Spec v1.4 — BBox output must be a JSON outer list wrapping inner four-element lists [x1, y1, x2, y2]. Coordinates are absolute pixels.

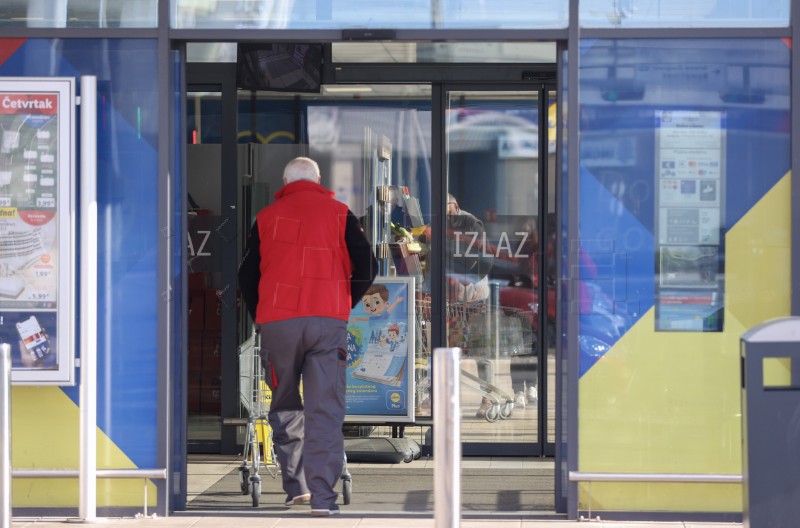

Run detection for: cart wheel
[[239, 467, 251, 495], [485, 404, 500, 422], [403, 452, 414, 463], [499, 401, 514, 419], [342, 477, 352, 505], [251, 479, 261, 507]]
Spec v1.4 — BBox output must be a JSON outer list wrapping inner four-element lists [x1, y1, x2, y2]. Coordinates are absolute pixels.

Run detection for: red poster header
[[0, 93, 58, 115]]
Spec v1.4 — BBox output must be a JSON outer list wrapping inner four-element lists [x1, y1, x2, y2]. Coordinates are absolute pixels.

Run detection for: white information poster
[[655, 110, 725, 332], [0, 78, 75, 384]]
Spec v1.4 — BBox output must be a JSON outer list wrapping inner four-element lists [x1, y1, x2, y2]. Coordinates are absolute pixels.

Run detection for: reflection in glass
[[171, 0, 567, 29], [580, 0, 789, 28], [0, 0, 157, 28], [577, 38, 791, 510], [446, 91, 542, 444]]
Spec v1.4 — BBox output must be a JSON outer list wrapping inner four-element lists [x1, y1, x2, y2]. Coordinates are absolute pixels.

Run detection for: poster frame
[[653, 109, 726, 333], [344, 275, 416, 424], [1, 77, 76, 385]]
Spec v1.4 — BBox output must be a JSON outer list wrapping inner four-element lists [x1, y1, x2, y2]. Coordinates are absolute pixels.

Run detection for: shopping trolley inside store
[[236, 330, 353, 507], [416, 291, 532, 422], [237, 330, 279, 507]]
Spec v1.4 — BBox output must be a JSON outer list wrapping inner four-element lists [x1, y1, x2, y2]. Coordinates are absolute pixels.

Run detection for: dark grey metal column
[[431, 82, 447, 414], [792, 0, 799, 316], [566, 0, 581, 520], [220, 74, 239, 455], [157, 0, 174, 514]]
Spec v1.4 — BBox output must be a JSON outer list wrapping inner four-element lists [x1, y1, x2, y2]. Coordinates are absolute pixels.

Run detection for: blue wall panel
[[0, 38, 159, 467]]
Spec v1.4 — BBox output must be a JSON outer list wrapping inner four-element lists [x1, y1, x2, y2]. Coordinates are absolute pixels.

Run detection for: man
[[445, 193, 495, 418], [238, 157, 377, 516], [445, 193, 493, 281]]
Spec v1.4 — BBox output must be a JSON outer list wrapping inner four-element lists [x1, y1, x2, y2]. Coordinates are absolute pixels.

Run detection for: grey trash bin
[[741, 316, 800, 528]]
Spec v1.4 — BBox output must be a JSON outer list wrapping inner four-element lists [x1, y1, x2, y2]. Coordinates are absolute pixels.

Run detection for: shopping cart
[[416, 294, 516, 422], [237, 330, 353, 507], [237, 330, 279, 507]]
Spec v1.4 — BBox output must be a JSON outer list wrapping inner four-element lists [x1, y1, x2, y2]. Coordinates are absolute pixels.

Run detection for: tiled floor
[[9, 455, 742, 527], [165, 455, 743, 528], [186, 454, 559, 502]]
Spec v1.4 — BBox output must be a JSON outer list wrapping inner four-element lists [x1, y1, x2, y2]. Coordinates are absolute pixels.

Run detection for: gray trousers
[[259, 317, 347, 509]]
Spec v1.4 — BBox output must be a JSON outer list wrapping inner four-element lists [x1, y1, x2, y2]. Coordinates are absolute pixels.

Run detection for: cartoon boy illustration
[[352, 284, 403, 321], [387, 323, 401, 352]]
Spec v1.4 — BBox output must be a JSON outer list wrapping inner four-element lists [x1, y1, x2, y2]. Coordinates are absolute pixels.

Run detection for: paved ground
[[7, 454, 743, 527], [10, 517, 744, 528]]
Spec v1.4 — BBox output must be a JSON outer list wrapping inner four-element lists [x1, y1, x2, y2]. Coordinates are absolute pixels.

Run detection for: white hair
[[283, 157, 321, 184]]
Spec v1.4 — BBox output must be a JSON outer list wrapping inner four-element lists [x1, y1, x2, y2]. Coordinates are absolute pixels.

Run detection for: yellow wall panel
[[578, 172, 791, 512], [10, 386, 156, 508]]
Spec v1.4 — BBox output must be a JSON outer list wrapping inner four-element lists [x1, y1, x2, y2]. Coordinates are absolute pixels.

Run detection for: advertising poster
[[345, 276, 415, 422], [0, 78, 75, 384], [654, 110, 725, 332]]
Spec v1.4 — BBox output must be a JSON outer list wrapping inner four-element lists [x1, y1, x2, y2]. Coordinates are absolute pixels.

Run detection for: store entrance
[[184, 50, 558, 460]]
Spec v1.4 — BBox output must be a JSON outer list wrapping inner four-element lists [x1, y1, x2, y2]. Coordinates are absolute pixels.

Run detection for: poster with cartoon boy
[[345, 277, 415, 422]]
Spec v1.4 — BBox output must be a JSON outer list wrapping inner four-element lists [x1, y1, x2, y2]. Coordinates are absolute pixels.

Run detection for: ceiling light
[[322, 85, 374, 94]]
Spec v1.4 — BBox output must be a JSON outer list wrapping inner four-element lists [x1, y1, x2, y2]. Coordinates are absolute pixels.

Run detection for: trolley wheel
[[485, 404, 500, 422], [251, 479, 261, 507], [499, 401, 514, 419], [239, 467, 251, 495], [403, 452, 414, 463], [342, 477, 352, 505]]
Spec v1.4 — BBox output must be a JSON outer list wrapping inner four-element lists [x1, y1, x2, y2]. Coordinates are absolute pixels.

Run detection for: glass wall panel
[[1, 38, 160, 481], [172, 0, 567, 29], [332, 42, 557, 64], [577, 38, 791, 512], [580, 0, 789, 28], [0, 0, 157, 28]]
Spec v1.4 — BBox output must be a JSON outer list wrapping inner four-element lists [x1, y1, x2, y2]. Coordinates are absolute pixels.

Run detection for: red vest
[[255, 180, 353, 324]]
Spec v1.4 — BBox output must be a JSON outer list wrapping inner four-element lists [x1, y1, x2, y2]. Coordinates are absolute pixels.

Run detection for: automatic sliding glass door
[[444, 88, 555, 456]]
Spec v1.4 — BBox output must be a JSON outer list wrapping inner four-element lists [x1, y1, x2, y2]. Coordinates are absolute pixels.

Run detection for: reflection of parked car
[[497, 269, 634, 375], [498, 284, 555, 347]]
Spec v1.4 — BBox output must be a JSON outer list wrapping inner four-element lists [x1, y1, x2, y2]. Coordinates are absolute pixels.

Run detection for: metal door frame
[[186, 62, 239, 455]]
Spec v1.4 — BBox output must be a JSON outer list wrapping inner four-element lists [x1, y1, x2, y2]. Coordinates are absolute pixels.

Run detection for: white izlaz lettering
[[454, 231, 531, 258]]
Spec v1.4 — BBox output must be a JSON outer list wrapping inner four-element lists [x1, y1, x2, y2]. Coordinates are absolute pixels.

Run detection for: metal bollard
[[1, 343, 12, 528], [433, 347, 461, 528]]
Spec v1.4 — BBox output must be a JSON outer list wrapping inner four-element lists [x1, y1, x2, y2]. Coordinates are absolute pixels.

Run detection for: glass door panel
[[236, 88, 434, 422], [304, 95, 434, 420], [186, 89, 224, 447], [445, 90, 544, 452]]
